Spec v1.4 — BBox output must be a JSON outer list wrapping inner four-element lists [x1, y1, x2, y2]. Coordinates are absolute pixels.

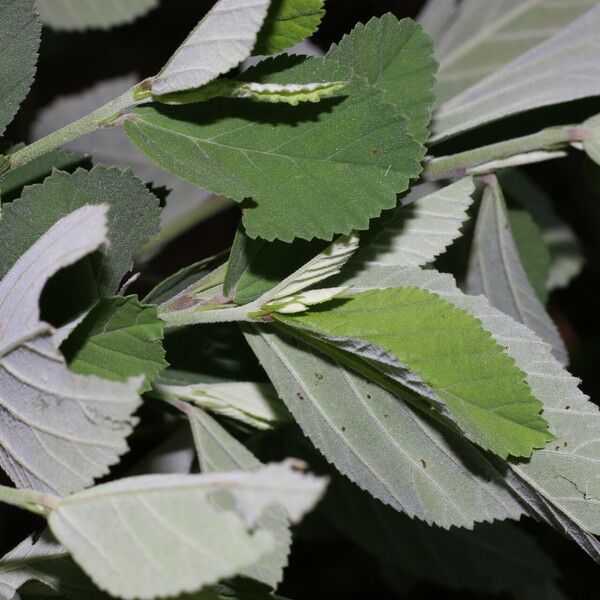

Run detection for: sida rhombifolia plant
[[1, 0, 600, 597]]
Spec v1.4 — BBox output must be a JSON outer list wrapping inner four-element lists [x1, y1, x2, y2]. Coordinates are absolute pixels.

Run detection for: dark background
[[6, 1, 600, 598]]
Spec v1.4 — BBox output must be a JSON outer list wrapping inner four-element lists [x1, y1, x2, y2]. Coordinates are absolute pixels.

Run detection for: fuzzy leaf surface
[[35, 0, 158, 31], [0, 0, 40, 137], [47, 464, 326, 599], [152, 0, 271, 96], [0, 206, 142, 495], [281, 288, 552, 459], [243, 325, 524, 528], [126, 56, 424, 241], [253, 0, 325, 55], [327, 14, 437, 144], [61, 296, 167, 393], [467, 181, 567, 363]]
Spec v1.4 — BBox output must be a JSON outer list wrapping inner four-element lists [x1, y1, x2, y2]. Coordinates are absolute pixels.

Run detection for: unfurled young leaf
[[467, 179, 568, 363], [187, 407, 291, 588], [327, 14, 437, 144], [253, 0, 325, 55], [126, 55, 425, 241], [0, 205, 142, 495], [35, 0, 158, 31], [243, 325, 524, 528], [154, 378, 289, 429], [0, 0, 40, 138], [433, 4, 600, 139], [583, 113, 600, 165], [279, 287, 553, 459], [61, 296, 167, 393], [151, 0, 271, 96], [356, 177, 475, 267], [0, 166, 160, 323], [44, 463, 326, 599]]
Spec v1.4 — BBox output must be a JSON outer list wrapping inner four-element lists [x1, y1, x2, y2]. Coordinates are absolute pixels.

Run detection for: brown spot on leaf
[[366, 394, 372, 400], [341, 426, 346, 432], [314, 373, 324, 380], [371, 149, 380, 156], [565, 405, 571, 410], [420, 459, 426, 468], [296, 393, 304, 401]]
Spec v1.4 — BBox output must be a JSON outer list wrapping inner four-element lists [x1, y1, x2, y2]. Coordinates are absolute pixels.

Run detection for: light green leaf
[[280, 287, 553, 459], [152, 0, 271, 96], [35, 0, 158, 31], [31, 75, 216, 232], [125, 55, 425, 242], [341, 265, 600, 562], [155, 380, 290, 430], [187, 407, 291, 588], [467, 180, 567, 363], [243, 325, 524, 528], [432, 0, 598, 105], [46, 463, 326, 599], [0, 166, 160, 323], [356, 177, 474, 267], [500, 169, 583, 292], [0, 205, 142, 495], [253, 0, 325, 55], [0, 0, 40, 138], [325, 475, 556, 595], [433, 4, 600, 140], [583, 113, 600, 165], [327, 14, 437, 144], [61, 296, 167, 393]]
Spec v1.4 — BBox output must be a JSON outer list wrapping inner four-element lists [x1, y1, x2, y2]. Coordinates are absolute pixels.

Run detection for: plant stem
[[423, 124, 590, 180], [8, 85, 145, 171], [0, 485, 59, 516], [160, 300, 262, 327]]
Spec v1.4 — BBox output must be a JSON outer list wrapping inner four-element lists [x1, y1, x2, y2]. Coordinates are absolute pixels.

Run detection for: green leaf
[[61, 296, 167, 393], [187, 407, 291, 588], [0, 166, 161, 324], [432, 4, 600, 140], [155, 380, 290, 430], [0, 205, 142, 495], [45, 463, 326, 599], [355, 177, 474, 267], [324, 475, 556, 595], [500, 169, 583, 292], [341, 265, 600, 562], [0, 0, 40, 138], [125, 55, 425, 242], [253, 0, 325, 55], [224, 224, 327, 305], [327, 14, 437, 144], [431, 0, 598, 105], [243, 324, 523, 528], [466, 180, 567, 363], [35, 0, 158, 31], [151, 0, 271, 96], [583, 113, 600, 165], [280, 287, 553, 459], [0, 149, 90, 203]]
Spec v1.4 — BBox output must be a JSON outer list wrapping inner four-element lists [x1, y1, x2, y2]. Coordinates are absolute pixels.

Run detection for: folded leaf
[[46, 463, 326, 599], [327, 14, 437, 144], [253, 0, 325, 55], [583, 113, 600, 165], [279, 287, 552, 459], [243, 325, 524, 528], [126, 55, 425, 241], [467, 179, 567, 363], [0, 0, 40, 137], [187, 407, 291, 588], [0, 166, 160, 324], [356, 177, 474, 267], [433, 4, 600, 139], [36, 0, 158, 31], [431, 0, 598, 105], [0, 206, 142, 495], [151, 0, 271, 96], [61, 296, 167, 393]]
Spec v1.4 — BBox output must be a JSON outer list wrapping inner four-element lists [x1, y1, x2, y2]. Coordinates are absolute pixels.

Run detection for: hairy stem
[[8, 84, 147, 171], [0, 485, 59, 516], [423, 124, 590, 180]]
